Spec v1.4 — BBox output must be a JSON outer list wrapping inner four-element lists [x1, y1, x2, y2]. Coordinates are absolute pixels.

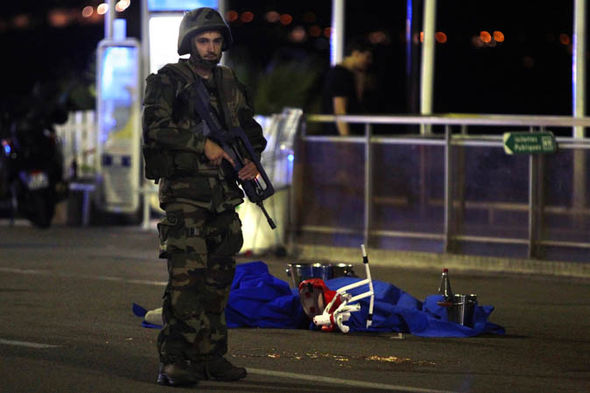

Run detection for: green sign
[[503, 132, 557, 155]]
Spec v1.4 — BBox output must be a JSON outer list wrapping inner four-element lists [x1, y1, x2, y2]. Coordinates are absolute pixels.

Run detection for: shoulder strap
[[215, 65, 234, 78], [158, 62, 236, 131], [213, 65, 238, 129], [160, 61, 196, 84]]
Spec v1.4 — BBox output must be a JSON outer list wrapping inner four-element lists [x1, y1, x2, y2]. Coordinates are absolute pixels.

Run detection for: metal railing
[[298, 114, 590, 261]]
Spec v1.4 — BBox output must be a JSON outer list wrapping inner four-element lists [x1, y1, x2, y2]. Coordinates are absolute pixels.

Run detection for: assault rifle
[[192, 77, 276, 229]]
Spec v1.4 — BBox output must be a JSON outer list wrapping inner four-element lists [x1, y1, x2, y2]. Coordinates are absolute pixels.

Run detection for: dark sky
[[434, 1, 575, 115], [0, 0, 582, 117]]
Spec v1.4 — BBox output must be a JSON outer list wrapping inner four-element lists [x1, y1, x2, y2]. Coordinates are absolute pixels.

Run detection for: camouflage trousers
[[156, 202, 243, 364]]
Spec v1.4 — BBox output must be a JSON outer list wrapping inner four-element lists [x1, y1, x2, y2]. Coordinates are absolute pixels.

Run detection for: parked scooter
[[0, 100, 68, 228]]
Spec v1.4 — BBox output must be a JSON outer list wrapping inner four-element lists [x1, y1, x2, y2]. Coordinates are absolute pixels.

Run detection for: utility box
[[96, 38, 141, 213]]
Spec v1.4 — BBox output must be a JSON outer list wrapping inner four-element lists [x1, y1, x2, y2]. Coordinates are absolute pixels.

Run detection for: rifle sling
[[213, 68, 235, 132], [192, 76, 225, 139], [163, 62, 225, 136]]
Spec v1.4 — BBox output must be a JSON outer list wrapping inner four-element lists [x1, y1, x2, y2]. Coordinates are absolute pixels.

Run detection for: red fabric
[[299, 278, 344, 331], [298, 278, 337, 304]]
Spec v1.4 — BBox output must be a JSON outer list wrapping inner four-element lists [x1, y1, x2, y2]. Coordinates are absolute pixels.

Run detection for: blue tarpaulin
[[135, 261, 505, 337], [226, 261, 504, 337]]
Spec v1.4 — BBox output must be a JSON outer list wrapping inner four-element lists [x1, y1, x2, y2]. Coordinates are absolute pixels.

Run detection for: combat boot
[[156, 361, 198, 386], [192, 356, 247, 381]]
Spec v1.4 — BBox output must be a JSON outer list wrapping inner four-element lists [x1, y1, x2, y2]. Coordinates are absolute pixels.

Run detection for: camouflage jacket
[[142, 59, 267, 212]]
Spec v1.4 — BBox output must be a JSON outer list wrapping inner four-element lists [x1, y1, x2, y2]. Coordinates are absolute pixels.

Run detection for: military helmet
[[177, 7, 233, 55]]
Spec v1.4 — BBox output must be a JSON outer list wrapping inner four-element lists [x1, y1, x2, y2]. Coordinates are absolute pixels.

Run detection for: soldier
[[142, 7, 267, 387]]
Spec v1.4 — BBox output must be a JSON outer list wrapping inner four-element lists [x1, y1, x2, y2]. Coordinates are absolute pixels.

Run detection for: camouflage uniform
[[142, 59, 266, 367]]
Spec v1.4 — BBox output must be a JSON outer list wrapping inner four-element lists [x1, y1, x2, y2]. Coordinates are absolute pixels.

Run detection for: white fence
[[55, 110, 97, 179]]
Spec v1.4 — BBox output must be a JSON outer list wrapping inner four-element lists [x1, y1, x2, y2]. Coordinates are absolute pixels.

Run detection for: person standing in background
[[322, 38, 374, 136]]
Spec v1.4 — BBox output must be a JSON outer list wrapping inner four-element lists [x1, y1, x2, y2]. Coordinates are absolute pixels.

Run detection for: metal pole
[[218, 0, 228, 65], [105, 0, 115, 40], [331, 0, 345, 66], [405, 0, 414, 112], [420, 0, 436, 135], [528, 127, 537, 258], [140, 0, 151, 230], [573, 0, 587, 230], [443, 125, 452, 252], [406, 0, 421, 115], [573, 0, 586, 137], [528, 154, 536, 258], [218, 0, 226, 17], [364, 123, 372, 247], [140, 0, 150, 81]]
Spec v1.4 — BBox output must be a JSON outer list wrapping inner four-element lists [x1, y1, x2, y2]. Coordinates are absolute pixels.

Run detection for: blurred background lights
[[308, 25, 321, 37], [289, 26, 306, 42], [240, 11, 254, 23], [412, 32, 420, 44], [97, 3, 109, 15], [13, 14, 31, 29], [265, 10, 280, 23], [559, 33, 570, 45], [82, 5, 94, 18], [416, 32, 446, 44], [435, 31, 447, 43], [226, 10, 238, 23], [472, 35, 484, 47], [493, 30, 504, 42], [48, 10, 69, 27], [279, 13, 293, 26], [369, 31, 389, 45], [471, 30, 504, 48], [480, 30, 492, 43], [115, 0, 130, 12]]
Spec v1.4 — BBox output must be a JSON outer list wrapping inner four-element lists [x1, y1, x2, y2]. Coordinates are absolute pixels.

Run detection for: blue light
[[101, 46, 138, 102], [287, 153, 294, 162], [3, 144, 10, 155]]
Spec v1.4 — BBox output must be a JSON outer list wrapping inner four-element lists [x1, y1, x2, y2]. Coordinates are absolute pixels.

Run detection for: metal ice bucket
[[447, 294, 478, 327], [285, 263, 356, 289]]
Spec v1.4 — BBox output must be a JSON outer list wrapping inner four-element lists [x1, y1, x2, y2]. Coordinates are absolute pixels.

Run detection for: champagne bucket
[[285, 263, 356, 289], [447, 294, 478, 327]]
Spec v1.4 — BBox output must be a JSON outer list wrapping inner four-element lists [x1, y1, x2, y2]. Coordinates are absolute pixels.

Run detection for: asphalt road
[[1, 224, 589, 393]]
